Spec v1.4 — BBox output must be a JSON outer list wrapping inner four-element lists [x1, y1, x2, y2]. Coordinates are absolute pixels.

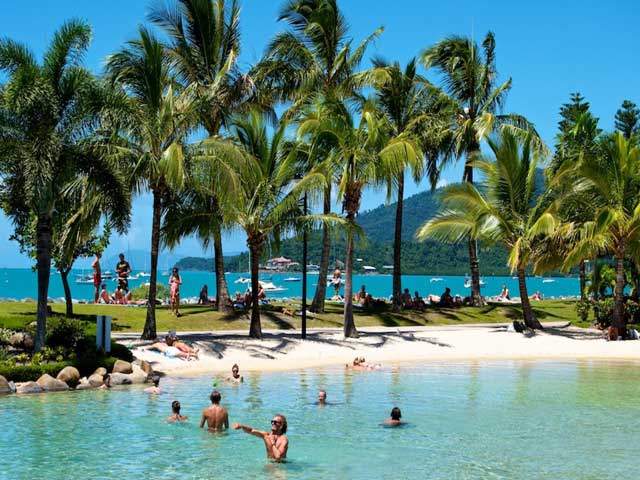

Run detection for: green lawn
[[0, 299, 585, 334]]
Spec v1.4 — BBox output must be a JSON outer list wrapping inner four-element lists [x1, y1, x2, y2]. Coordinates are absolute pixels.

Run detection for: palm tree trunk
[[579, 260, 587, 301], [35, 214, 53, 351], [343, 214, 358, 338], [392, 173, 404, 312], [517, 267, 543, 329], [612, 252, 627, 336], [311, 183, 331, 313], [248, 239, 263, 339], [61, 267, 73, 317], [301, 194, 308, 339], [143, 190, 161, 340], [213, 210, 232, 313], [464, 152, 483, 306]]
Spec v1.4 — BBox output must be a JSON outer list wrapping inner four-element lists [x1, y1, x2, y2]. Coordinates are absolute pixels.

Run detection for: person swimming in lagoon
[[317, 389, 327, 406], [383, 407, 403, 427], [167, 400, 188, 423], [144, 375, 161, 394], [346, 357, 381, 371], [226, 364, 243, 384], [233, 414, 289, 462], [200, 390, 229, 432]]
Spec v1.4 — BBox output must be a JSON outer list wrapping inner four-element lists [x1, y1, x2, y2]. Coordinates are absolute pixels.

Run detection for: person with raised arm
[[233, 414, 289, 461]]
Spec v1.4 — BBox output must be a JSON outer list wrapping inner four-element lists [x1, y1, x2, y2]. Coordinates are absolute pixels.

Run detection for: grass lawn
[[0, 299, 586, 334]]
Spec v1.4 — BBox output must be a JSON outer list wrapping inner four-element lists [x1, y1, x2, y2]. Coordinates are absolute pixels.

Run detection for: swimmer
[[383, 407, 403, 427], [200, 390, 229, 431], [317, 389, 327, 406], [233, 414, 289, 462], [226, 363, 243, 384], [144, 375, 161, 394], [167, 400, 188, 422]]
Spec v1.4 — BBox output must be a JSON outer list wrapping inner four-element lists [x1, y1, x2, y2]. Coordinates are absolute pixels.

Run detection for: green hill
[[177, 171, 547, 275]]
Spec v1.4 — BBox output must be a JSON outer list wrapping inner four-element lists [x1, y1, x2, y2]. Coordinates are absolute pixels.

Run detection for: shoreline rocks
[[36, 374, 69, 392], [112, 360, 133, 374], [56, 366, 80, 387], [16, 381, 43, 394], [0, 375, 11, 394]]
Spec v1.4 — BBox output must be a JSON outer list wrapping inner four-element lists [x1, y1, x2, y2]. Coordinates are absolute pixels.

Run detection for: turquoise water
[[0, 268, 579, 302], [1, 361, 639, 479]]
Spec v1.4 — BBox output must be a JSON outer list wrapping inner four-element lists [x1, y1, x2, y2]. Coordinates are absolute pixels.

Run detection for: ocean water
[[1, 361, 639, 479], [0, 268, 579, 302]]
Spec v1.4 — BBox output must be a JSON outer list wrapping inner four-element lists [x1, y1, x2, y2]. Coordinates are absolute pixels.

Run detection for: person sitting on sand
[[413, 291, 426, 311], [167, 400, 188, 423], [258, 285, 267, 302], [356, 285, 367, 303], [233, 414, 289, 462], [198, 285, 210, 305], [318, 390, 327, 406], [112, 285, 125, 304], [384, 407, 403, 427], [346, 357, 367, 370], [438, 288, 454, 307], [499, 285, 511, 301], [99, 284, 112, 304], [226, 364, 243, 384], [401, 288, 413, 308], [200, 390, 229, 432], [144, 375, 161, 394], [531, 291, 543, 301]]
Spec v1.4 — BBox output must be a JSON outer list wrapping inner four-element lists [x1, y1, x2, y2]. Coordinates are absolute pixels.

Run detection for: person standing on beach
[[92, 252, 102, 303], [116, 253, 132, 292], [331, 268, 342, 298], [167, 400, 188, 423], [169, 267, 182, 317], [200, 390, 229, 431], [233, 414, 289, 461]]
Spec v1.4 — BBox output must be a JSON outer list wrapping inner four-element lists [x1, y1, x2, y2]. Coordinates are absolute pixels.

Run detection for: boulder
[[109, 372, 132, 386], [56, 366, 80, 386], [0, 375, 11, 394], [8, 332, 34, 350], [36, 374, 69, 392], [93, 367, 107, 377], [76, 378, 93, 390], [134, 359, 154, 376], [16, 381, 43, 394], [129, 364, 149, 384], [88, 373, 104, 388], [112, 360, 132, 374]]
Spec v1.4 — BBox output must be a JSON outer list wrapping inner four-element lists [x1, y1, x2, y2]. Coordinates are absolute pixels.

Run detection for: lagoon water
[[0, 268, 579, 302], [1, 361, 639, 479]]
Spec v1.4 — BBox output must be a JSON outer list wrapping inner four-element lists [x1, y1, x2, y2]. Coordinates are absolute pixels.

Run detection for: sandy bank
[[116, 323, 640, 376]]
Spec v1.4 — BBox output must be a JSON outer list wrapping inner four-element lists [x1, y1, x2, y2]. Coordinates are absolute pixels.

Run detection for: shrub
[[47, 318, 87, 350], [593, 298, 614, 328], [131, 283, 170, 301], [575, 300, 591, 323], [0, 328, 15, 345], [0, 361, 67, 383]]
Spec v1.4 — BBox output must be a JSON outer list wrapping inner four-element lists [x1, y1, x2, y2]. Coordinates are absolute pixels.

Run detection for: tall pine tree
[[615, 100, 639, 139]]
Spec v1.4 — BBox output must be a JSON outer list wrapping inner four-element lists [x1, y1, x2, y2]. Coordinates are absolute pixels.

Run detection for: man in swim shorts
[[200, 390, 229, 431], [167, 400, 188, 422], [92, 252, 102, 303], [233, 414, 289, 461], [115, 253, 131, 291]]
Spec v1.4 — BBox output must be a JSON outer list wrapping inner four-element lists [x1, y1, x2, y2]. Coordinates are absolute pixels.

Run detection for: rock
[[8, 332, 34, 350], [16, 381, 43, 394], [0, 375, 11, 394], [88, 373, 104, 388], [36, 374, 69, 392], [112, 360, 132, 374], [129, 364, 149, 384], [8, 381, 16, 393], [134, 359, 154, 376], [75, 378, 93, 390], [109, 372, 132, 386], [56, 366, 80, 386], [93, 367, 107, 377]]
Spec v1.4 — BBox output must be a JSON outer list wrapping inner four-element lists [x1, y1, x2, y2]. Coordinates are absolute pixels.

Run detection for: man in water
[[144, 375, 161, 394], [226, 364, 243, 383], [200, 390, 229, 431], [233, 414, 289, 462], [115, 253, 131, 292], [167, 400, 188, 423], [92, 252, 102, 304], [317, 390, 327, 406], [384, 407, 403, 426]]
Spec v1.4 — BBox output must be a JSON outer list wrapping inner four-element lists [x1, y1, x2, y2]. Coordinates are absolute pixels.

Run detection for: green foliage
[[575, 299, 591, 323], [0, 362, 67, 383], [130, 283, 170, 301], [615, 100, 639, 139], [592, 298, 614, 328], [46, 318, 87, 350]]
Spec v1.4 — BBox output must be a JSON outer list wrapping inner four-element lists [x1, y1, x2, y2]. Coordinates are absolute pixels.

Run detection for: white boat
[[260, 281, 285, 292], [542, 278, 555, 283], [235, 277, 251, 284], [283, 277, 301, 282], [430, 277, 444, 283], [464, 278, 486, 288], [138, 271, 150, 277], [75, 277, 94, 285]]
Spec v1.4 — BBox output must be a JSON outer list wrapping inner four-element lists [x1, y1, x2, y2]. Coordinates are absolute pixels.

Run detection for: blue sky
[[0, 0, 638, 268]]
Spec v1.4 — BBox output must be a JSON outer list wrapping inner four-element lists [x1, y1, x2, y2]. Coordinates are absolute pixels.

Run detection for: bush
[[575, 299, 590, 323], [130, 283, 170, 301], [47, 318, 87, 350], [593, 298, 614, 328], [0, 361, 67, 383]]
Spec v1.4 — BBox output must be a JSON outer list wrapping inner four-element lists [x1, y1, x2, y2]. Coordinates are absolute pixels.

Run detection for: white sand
[[117, 322, 640, 376]]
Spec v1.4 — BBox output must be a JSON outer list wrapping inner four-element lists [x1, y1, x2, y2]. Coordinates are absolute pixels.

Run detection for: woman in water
[[169, 267, 182, 316]]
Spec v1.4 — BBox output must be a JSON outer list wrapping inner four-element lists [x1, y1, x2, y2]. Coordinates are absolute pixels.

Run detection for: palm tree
[[0, 20, 130, 350], [417, 130, 555, 329], [299, 99, 407, 337], [560, 132, 640, 335], [105, 27, 195, 340], [371, 57, 447, 310], [420, 32, 544, 306], [254, 0, 382, 313], [149, 0, 255, 312], [195, 111, 331, 338]]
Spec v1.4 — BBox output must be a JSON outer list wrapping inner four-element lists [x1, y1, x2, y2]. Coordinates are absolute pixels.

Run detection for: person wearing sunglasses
[[233, 414, 289, 461]]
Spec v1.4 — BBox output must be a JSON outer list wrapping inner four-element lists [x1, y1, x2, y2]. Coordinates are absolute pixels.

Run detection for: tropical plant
[[150, 0, 257, 312], [417, 130, 556, 329], [615, 100, 639, 139], [254, 0, 382, 313], [420, 31, 545, 306], [105, 27, 195, 340], [0, 20, 130, 350], [560, 132, 640, 335], [195, 111, 331, 338]]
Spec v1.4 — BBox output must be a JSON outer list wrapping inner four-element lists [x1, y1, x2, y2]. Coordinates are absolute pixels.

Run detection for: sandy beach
[[118, 322, 640, 376]]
